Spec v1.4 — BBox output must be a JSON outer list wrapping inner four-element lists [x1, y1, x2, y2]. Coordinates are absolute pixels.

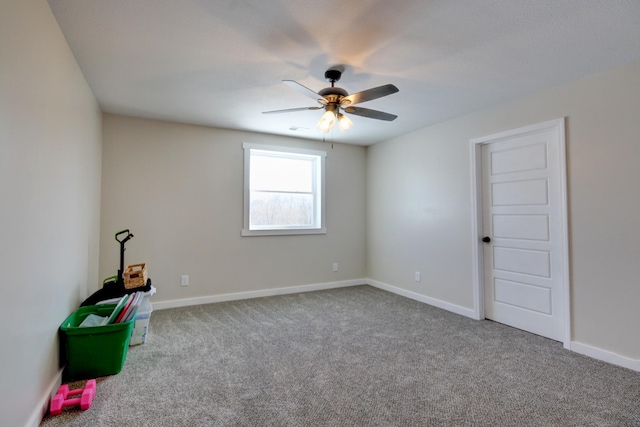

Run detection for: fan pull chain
[[320, 131, 334, 149]]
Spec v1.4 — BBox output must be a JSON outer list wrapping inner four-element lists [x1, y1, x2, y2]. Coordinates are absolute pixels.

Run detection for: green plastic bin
[[60, 304, 135, 381]]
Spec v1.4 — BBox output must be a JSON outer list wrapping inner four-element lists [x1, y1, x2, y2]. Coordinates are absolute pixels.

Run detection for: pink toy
[[49, 379, 96, 416]]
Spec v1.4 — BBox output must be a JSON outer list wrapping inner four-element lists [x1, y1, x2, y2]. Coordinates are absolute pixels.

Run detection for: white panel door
[[481, 121, 568, 342]]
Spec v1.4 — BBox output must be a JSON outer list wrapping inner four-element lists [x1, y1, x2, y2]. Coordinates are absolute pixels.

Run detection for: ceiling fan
[[263, 68, 399, 133]]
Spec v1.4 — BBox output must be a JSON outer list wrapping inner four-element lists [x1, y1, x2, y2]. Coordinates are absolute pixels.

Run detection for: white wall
[[100, 115, 367, 304], [367, 60, 640, 362], [0, 1, 102, 426]]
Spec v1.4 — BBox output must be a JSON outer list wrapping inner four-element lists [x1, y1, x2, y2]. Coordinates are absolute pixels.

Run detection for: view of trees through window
[[250, 192, 313, 226], [249, 149, 319, 229]]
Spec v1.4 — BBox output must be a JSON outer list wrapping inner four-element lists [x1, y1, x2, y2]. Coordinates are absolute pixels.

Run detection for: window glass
[[242, 144, 326, 236]]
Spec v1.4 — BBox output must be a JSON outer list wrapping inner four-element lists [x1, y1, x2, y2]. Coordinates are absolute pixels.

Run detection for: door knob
[[482, 236, 491, 243]]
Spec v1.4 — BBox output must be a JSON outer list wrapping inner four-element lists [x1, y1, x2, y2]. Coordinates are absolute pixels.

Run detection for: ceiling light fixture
[[317, 104, 337, 133], [316, 104, 353, 133], [337, 113, 353, 131]]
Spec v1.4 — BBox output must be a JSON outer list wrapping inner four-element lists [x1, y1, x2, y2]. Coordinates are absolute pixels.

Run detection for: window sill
[[241, 228, 327, 237]]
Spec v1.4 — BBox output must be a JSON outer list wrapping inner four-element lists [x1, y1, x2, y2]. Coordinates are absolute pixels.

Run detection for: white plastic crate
[[130, 295, 153, 345]]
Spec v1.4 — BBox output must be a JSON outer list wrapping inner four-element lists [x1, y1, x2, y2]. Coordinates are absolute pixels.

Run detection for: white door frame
[[469, 118, 571, 349]]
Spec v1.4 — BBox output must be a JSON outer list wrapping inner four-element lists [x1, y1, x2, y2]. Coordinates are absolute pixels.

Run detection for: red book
[[114, 294, 134, 323]]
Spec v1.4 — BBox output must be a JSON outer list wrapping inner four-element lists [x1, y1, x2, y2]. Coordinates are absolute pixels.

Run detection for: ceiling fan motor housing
[[318, 87, 348, 98], [320, 69, 348, 104]]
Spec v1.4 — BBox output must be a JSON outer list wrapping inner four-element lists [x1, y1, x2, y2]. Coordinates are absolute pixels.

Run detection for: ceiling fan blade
[[341, 84, 399, 106], [283, 80, 327, 104], [262, 106, 323, 114], [343, 106, 397, 121]]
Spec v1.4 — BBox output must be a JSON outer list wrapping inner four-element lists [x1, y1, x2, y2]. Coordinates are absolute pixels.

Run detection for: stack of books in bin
[[95, 285, 155, 345], [78, 292, 146, 327], [104, 292, 145, 325]]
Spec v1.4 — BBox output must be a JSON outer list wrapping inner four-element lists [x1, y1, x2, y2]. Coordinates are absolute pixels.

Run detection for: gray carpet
[[41, 285, 640, 426]]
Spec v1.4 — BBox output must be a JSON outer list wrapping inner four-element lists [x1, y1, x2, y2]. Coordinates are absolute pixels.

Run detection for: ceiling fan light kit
[[337, 113, 353, 131], [317, 108, 337, 133], [263, 68, 399, 134]]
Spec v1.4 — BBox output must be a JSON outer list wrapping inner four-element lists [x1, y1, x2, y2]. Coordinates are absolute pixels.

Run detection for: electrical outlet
[[332, 263, 338, 272], [414, 272, 421, 282], [181, 275, 189, 286]]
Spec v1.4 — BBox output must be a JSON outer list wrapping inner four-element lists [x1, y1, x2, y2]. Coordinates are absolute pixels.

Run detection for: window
[[242, 143, 326, 236]]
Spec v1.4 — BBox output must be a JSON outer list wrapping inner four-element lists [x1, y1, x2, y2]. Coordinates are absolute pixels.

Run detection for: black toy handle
[[115, 229, 134, 284], [115, 229, 134, 243]]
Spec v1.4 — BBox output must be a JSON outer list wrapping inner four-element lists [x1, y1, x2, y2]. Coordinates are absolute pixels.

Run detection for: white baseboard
[[366, 278, 477, 319], [26, 368, 63, 427], [570, 341, 640, 372], [152, 279, 366, 310], [154, 278, 477, 318]]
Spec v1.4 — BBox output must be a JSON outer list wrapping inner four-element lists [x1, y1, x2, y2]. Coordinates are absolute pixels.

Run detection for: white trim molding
[[152, 279, 365, 311], [367, 279, 477, 319], [27, 368, 63, 427], [154, 278, 476, 319], [570, 342, 640, 372]]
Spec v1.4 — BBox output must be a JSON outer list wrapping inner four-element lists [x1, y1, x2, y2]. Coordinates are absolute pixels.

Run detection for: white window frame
[[242, 143, 326, 236]]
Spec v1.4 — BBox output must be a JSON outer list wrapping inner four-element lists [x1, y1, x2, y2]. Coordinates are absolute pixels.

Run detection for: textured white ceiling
[[48, 0, 640, 145]]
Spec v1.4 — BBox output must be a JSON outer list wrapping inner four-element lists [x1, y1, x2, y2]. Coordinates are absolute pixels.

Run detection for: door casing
[[470, 118, 571, 349]]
